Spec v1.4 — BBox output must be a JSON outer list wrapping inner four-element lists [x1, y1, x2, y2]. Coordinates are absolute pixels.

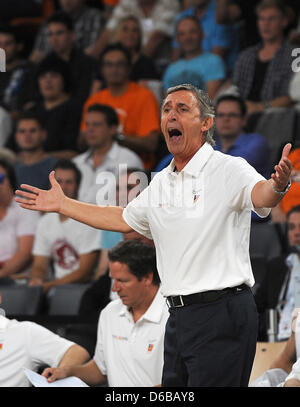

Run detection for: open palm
[[15, 171, 65, 213], [271, 143, 292, 190]]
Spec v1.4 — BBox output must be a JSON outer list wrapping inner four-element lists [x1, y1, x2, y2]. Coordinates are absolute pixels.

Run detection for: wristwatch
[[263, 100, 271, 109], [271, 180, 291, 196]]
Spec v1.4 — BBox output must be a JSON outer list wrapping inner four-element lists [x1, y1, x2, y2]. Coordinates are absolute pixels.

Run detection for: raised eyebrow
[[162, 101, 189, 109], [162, 100, 171, 109]]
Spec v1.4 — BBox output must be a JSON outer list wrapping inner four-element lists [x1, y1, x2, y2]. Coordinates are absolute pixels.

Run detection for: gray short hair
[[163, 83, 216, 146]]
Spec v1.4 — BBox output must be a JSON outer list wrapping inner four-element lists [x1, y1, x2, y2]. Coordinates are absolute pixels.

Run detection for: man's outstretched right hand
[[15, 171, 65, 214]]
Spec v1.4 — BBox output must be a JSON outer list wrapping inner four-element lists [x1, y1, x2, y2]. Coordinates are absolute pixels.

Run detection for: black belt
[[166, 284, 248, 308]]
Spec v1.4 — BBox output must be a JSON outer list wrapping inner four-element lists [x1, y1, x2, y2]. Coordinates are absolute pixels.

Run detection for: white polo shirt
[[93, 288, 168, 387], [73, 142, 144, 204], [284, 311, 300, 384], [123, 142, 271, 296], [0, 316, 74, 387]]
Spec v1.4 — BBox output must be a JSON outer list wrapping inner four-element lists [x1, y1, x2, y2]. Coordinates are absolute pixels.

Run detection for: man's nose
[[112, 280, 119, 292], [167, 110, 178, 121]]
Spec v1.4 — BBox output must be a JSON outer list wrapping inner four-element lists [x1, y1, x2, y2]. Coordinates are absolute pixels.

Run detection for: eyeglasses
[[0, 174, 6, 184], [215, 113, 242, 119], [258, 16, 281, 23]]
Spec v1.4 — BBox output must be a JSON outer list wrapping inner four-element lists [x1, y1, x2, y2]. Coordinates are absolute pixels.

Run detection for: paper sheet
[[24, 368, 89, 387]]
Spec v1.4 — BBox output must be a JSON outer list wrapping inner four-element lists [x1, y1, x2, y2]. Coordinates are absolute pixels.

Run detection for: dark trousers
[[162, 287, 258, 387]]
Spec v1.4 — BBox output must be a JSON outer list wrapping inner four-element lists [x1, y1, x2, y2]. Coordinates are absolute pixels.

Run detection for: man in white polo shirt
[[73, 103, 143, 204], [15, 84, 292, 387], [41, 240, 168, 387]]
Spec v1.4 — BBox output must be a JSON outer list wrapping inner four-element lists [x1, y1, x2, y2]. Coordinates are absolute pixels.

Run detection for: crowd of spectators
[[0, 0, 300, 387]]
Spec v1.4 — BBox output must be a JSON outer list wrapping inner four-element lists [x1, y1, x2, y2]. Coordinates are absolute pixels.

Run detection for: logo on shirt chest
[[52, 240, 79, 269], [147, 343, 154, 352], [193, 190, 200, 204], [112, 334, 128, 341]]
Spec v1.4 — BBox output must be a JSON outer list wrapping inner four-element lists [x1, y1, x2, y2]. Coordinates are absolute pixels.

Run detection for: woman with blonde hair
[[113, 14, 159, 83], [90, 15, 160, 95]]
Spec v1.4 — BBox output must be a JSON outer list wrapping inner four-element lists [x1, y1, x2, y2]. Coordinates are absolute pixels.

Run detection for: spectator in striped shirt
[[231, 0, 294, 118], [30, 0, 106, 63]]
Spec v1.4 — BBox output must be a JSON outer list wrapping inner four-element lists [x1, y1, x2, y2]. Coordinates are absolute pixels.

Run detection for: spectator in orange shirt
[[272, 147, 300, 222], [80, 43, 160, 169], [281, 148, 300, 214]]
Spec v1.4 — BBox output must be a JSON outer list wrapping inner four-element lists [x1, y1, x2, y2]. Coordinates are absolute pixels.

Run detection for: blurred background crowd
[[0, 0, 300, 385]]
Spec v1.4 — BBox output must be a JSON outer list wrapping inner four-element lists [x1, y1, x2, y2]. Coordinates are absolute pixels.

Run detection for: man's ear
[[41, 129, 47, 142], [241, 115, 247, 128], [17, 42, 23, 54], [201, 116, 214, 132], [144, 272, 153, 287], [110, 125, 119, 139]]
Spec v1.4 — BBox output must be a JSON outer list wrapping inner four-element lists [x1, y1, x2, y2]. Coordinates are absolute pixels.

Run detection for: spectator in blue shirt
[[163, 16, 225, 100], [214, 94, 271, 179], [13, 112, 57, 191], [172, 0, 239, 73]]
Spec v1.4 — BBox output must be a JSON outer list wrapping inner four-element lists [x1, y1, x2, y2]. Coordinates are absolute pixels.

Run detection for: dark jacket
[[254, 255, 289, 340]]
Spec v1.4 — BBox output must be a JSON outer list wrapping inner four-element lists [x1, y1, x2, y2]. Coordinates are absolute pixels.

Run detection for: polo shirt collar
[[106, 142, 119, 160], [83, 142, 119, 164], [82, 149, 93, 163], [141, 289, 165, 324], [119, 288, 165, 324], [167, 142, 214, 176]]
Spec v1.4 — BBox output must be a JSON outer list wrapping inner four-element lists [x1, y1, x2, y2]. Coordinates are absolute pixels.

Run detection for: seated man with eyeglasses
[[214, 94, 271, 179]]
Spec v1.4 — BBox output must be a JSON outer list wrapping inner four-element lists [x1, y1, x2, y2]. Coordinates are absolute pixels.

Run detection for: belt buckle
[[168, 295, 184, 308]]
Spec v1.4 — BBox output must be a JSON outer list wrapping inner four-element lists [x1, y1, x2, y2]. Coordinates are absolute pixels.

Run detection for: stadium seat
[[0, 285, 43, 316], [250, 221, 282, 260], [250, 256, 267, 295], [48, 284, 92, 316]]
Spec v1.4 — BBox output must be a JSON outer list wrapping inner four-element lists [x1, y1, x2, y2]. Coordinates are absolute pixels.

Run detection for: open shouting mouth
[[168, 128, 183, 143]]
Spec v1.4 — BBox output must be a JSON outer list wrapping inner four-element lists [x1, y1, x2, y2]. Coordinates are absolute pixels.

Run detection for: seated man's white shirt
[[33, 213, 102, 279], [284, 356, 300, 384], [284, 311, 300, 384], [0, 200, 40, 263], [123, 142, 271, 296], [73, 142, 144, 204], [0, 315, 74, 387], [277, 254, 300, 341], [93, 289, 168, 387]]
